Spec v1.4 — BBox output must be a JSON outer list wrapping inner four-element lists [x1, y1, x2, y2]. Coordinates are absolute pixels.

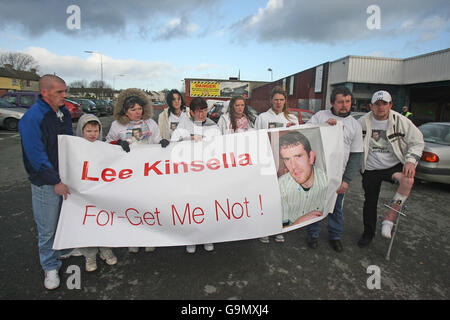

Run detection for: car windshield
[[419, 124, 450, 146], [0, 98, 15, 108]]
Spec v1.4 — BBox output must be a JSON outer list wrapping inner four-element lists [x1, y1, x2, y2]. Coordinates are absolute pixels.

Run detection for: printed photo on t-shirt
[[370, 130, 389, 152], [268, 122, 283, 128], [170, 122, 179, 131], [126, 123, 151, 144]]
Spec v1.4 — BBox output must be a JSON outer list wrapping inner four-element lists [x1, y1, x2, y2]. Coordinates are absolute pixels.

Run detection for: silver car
[[416, 122, 450, 184], [0, 97, 27, 131]]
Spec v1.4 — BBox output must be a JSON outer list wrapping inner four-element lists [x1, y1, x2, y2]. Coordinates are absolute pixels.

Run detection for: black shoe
[[329, 239, 343, 252], [307, 236, 318, 249], [357, 235, 373, 248]]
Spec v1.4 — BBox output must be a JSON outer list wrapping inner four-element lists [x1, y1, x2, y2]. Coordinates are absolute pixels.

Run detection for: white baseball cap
[[371, 90, 392, 104]]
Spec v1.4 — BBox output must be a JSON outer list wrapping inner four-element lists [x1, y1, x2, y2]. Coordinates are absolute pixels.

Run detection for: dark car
[[69, 98, 97, 115], [207, 101, 229, 123], [104, 100, 114, 114], [92, 99, 108, 116], [1, 91, 39, 109]]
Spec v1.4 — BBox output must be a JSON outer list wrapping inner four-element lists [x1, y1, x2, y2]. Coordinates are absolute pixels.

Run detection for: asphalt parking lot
[[0, 115, 449, 302]]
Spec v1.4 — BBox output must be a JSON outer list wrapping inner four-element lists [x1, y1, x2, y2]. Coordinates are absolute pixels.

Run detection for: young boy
[[75, 114, 118, 271]]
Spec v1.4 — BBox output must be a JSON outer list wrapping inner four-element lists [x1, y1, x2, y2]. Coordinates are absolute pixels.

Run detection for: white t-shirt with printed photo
[[308, 109, 364, 173], [366, 118, 400, 170], [255, 108, 298, 130], [168, 112, 188, 137]]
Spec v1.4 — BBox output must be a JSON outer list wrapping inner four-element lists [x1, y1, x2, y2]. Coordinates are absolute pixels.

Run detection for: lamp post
[[113, 74, 126, 91], [84, 50, 103, 98], [268, 68, 273, 82]]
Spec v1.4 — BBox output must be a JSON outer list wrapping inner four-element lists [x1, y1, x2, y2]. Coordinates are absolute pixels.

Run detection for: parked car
[[1, 92, 84, 120], [64, 99, 84, 121], [350, 111, 367, 120], [92, 99, 108, 116], [287, 108, 314, 124], [69, 98, 98, 115], [0, 97, 27, 131], [207, 101, 230, 123], [104, 100, 114, 114], [1, 91, 39, 109], [416, 122, 450, 184]]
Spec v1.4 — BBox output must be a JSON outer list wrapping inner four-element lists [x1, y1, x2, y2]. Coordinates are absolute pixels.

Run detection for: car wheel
[[4, 118, 19, 131]]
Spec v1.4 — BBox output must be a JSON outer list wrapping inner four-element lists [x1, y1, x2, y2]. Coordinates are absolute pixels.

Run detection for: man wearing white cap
[[357, 90, 424, 247]]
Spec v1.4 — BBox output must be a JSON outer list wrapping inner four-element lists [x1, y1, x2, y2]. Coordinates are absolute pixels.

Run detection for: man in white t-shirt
[[357, 90, 424, 248], [305, 86, 363, 252]]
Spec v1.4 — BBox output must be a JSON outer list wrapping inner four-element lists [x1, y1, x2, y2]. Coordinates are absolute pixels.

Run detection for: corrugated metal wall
[[329, 48, 450, 85], [348, 56, 403, 84], [403, 49, 450, 84]]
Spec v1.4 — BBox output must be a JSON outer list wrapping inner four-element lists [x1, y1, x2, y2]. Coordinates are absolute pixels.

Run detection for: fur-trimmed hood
[[114, 88, 153, 125]]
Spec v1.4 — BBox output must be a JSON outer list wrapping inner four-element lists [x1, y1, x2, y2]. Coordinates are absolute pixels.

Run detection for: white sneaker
[[186, 245, 196, 253], [381, 220, 394, 239], [44, 270, 60, 290], [259, 236, 269, 244], [144, 247, 156, 252], [128, 247, 139, 253], [275, 234, 285, 243], [99, 248, 117, 265], [85, 256, 97, 272], [203, 243, 214, 251]]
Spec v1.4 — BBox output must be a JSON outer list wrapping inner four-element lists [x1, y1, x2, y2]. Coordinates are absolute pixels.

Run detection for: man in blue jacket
[[19, 74, 73, 290]]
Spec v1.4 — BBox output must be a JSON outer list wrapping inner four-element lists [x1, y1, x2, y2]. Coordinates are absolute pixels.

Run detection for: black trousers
[[361, 163, 403, 238]]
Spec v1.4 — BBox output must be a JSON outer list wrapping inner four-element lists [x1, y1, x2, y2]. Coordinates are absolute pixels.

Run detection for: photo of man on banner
[[269, 128, 328, 230]]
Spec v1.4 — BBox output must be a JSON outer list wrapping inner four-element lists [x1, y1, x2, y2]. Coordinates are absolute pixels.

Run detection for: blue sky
[[1, 0, 449, 91]]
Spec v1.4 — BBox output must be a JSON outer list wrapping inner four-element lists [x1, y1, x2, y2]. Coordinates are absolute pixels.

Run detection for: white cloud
[[157, 17, 199, 40], [22, 47, 174, 89], [248, 0, 284, 27], [18, 47, 219, 90]]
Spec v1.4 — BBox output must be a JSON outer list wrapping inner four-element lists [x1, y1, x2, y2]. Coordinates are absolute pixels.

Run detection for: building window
[[11, 79, 18, 86]]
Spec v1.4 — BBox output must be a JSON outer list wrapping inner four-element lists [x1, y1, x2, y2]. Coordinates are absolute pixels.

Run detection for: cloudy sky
[[1, 0, 449, 91]]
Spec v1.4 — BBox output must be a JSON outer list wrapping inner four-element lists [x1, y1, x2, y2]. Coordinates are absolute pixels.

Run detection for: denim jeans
[[307, 193, 344, 240], [31, 184, 70, 272]]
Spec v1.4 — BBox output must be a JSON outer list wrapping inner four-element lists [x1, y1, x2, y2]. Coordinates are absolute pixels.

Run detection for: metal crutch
[[383, 204, 407, 261]]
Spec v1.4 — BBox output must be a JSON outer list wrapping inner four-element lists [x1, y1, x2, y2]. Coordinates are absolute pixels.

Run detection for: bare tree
[[89, 80, 111, 89], [0, 52, 39, 71], [68, 80, 89, 88]]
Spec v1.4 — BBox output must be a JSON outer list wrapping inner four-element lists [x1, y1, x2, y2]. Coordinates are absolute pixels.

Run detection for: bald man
[[18, 74, 73, 290]]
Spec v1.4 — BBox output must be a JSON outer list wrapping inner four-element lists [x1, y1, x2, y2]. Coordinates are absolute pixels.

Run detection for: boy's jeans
[[31, 184, 70, 272], [307, 193, 344, 240]]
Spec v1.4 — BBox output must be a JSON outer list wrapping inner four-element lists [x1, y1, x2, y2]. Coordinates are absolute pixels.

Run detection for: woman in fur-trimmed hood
[[106, 88, 162, 145], [113, 88, 153, 125]]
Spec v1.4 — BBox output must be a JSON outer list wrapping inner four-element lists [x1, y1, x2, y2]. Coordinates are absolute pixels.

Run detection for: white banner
[[53, 124, 344, 249]]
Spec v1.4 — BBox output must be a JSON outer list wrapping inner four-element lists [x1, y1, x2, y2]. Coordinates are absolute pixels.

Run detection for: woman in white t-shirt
[[217, 96, 256, 135], [158, 89, 190, 140], [255, 86, 298, 130], [106, 88, 168, 253]]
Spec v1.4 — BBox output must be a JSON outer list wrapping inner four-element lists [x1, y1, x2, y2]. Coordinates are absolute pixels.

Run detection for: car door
[[19, 94, 37, 108]]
